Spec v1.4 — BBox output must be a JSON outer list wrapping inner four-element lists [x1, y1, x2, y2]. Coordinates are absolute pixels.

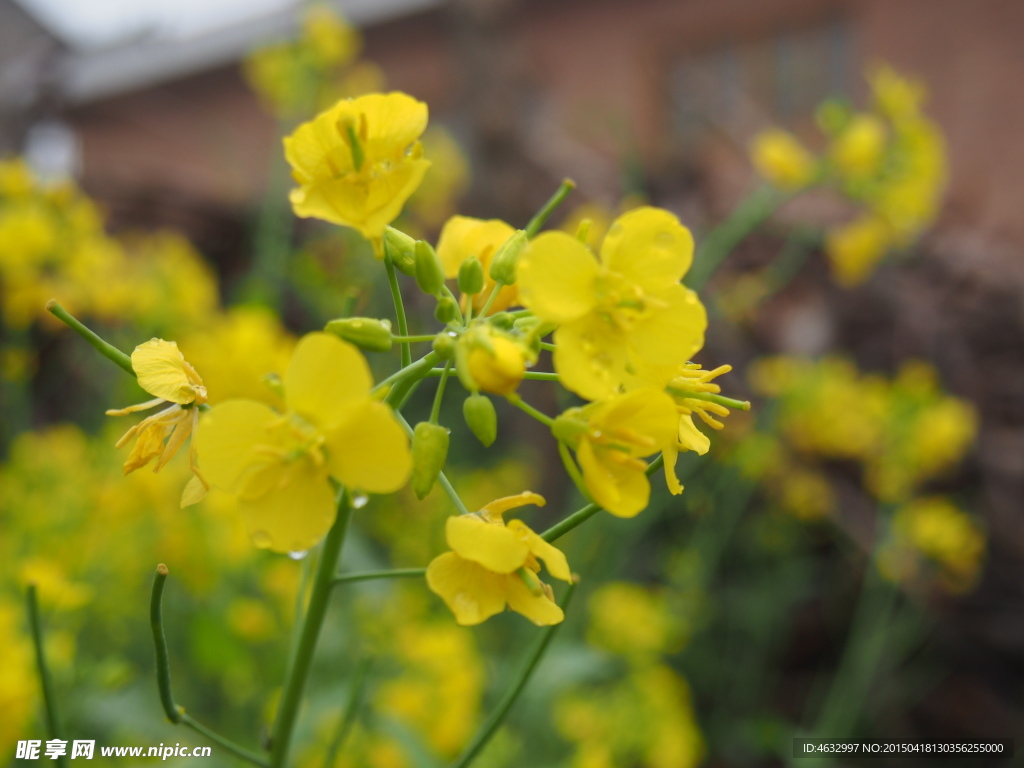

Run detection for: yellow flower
[[284, 92, 431, 251], [890, 497, 985, 591], [518, 207, 706, 401], [825, 214, 892, 286], [302, 3, 359, 69], [870, 64, 925, 121], [106, 339, 208, 507], [750, 129, 817, 190], [436, 215, 518, 314], [830, 114, 887, 179], [195, 332, 411, 553], [456, 324, 532, 396], [426, 492, 572, 626], [555, 389, 677, 517]]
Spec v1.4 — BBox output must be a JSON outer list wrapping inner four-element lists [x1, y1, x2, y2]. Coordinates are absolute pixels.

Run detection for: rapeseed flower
[[436, 215, 518, 314], [426, 492, 572, 626], [196, 332, 410, 552], [284, 92, 430, 252], [518, 207, 706, 401], [554, 389, 677, 517], [750, 129, 817, 190], [106, 339, 209, 507]]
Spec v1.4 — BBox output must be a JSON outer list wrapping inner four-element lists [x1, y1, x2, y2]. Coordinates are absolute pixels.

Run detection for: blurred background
[[2, 0, 1023, 766]]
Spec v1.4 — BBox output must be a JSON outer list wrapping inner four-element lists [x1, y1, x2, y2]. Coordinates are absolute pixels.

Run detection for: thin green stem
[[323, 657, 372, 768], [477, 280, 506, 318], [667, 388, 751, 411], [506, 394, 554, 428], [430, 361, 453, 424], [382, 244, 411, 368], [46, 300, 134, 376], [538, 341, 556, 352], [449, 582, 576, 768], [333, 568, 426, 586], [271, 489, 353, 768], [392, 334, 436, 343], [541, 454, 664, 542], [149, 566, 270, 767], [377, 351, 442, 408], [27, 585, 66, 768], [557, 441, 590, 501], [395, 412, 470, 516], [686, 186, 788, 292], [441, 285, 465, 325], [524, 179, 577, 238], [425, 368, 558, 382]]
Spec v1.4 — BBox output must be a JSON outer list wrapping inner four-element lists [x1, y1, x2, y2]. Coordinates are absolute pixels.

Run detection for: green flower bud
[[324, 317, 393, 353], [463, 394, 498, 447], [415, 240, 445, 296], [457, 256, 485, 295], [432, 331, 458, 360], [489, 312, 515, 330], [384, 226, 417, 276], [434, 295, 460, 324], [489, 229, 527, 284], [816, 98, 852, 136], [412, 421, 450, 499]]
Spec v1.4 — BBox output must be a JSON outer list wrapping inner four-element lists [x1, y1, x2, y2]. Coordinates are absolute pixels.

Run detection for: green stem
[[667, 388, 751, 411], [477, 280, 506, 318], [46, 300, 134, 376], [449, 582, 576, 768], [395, 412, 470, 515], [376, 351, 442, 407], [430, 361, 453, 424], [271, 489, 353, 768], [541, 454, 664, 542], [392, 334, 436, 343], [506, 395, 554, 428], [333, 568, 426, 586], [441, 285, 465, 325], [322, 657, 372, 768], [538, 341, 556, 352], [382, 244, 411, 368], [686, 186, 788, 292], [27, 585, 66, 768], [149, 566, 270, 767], [425, 368, 558, 382], [525, 179, 577, 238]]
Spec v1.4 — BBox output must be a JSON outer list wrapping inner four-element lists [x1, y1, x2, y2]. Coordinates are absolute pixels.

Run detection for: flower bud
[[384, 226, 417, 276], [457, 255, 485, 295], [463, 394, 498, 447], [457, 326, 529, 396], [432, 331, 457, 360], [412, 421, 450, 499], [489, 312, 515, 331], [434, 295, 460, 324], [415, 240, 445, 296], [489, 229, 527, 284], [324, 317, 393, 353]]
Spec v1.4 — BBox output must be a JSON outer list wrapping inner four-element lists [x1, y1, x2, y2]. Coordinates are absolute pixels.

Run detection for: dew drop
[[288, 550, 308, 561], [352, 493, 369, 509], [251, 530, 272, 548]]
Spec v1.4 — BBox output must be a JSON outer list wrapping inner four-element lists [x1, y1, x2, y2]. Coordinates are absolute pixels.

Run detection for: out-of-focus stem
[[27, 585, 66, 768], [46, 300, 134, 376], [525, 179, 576, 238]]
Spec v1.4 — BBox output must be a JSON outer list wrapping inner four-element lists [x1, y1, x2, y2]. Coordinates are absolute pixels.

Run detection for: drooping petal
[[132, 339, 199, 404], [154, 410, 193, 472], [426, 552, 507, 626], [628, 284, 706, 369], [180, 474, 208, 508], [663, 444, 683, 495], [516, 232, 599, 324], [599, 207, 695, 290], [324, 401, 411, 493], [677, 415, 711, 455], [285, 333, 373, 429], [507, 519, 572, 582], [446, 515, 529, 574], [238, 459, 336, 553], [554, 316, 629, 402], [195, 400, 279, 493], [479, 491, 546, 521], [122, 414, 176, 474], [577, 439, 651, 518], [502, 574, 564, 626]]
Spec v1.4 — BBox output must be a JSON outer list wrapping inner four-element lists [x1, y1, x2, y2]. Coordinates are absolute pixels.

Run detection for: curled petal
[[503, 573, 564, 626], [446, 515, 529, 574], [132, 339, 201, 404], [426, 552, 507, 626], [507, 519, 572, 582]]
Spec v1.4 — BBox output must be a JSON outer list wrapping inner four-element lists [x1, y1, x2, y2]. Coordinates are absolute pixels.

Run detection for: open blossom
[[517, 207, 707, 402], [750, 128, 818, 191], [106, 339, 208, 508], [284, 91, 430, 251], [554, 389, 677, 518], [427, 492, 572, 626], [436, 215, 518, 314], [195, 332, 410, 553]]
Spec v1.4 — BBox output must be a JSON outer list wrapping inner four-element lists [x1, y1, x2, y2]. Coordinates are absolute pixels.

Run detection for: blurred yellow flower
[[750, 128, 818, 190], [587, 582, 684, 658], [436, 215, 517, 314], [284, 92, 431, 252], [106, 339, 209, 507], [825, 214, 892, 287], [830, 114, 887, 179], [196, 332, 411, 552], [426, 492, 572, 626], [518, 207, 706, 401], [888, 497, 985, 591]]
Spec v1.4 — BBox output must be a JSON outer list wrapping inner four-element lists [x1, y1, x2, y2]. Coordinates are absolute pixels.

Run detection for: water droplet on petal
[[251, 530, 272, 548], [288, 550, 308, 561], [352, 494, 369, 509]]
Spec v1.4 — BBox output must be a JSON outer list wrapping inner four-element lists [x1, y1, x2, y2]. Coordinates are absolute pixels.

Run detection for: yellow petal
[[599, 207, 694, 290], [589, 389, 678, 455], [132, 339, 198, 404], [180, 474, 209, 508], [285, 332, 372, 429], [677, 415, 711, 455], [195, 400, 279, 493], [324, 401, 411, 493], [123, 413, 176, 474], [436, 216, 515, 277], [516, 232, 599, 324], [503, 574, 564, 626], [446, 515, 529, 574], [628, 284, 706, 369], [507, 519, 572, 582], [554, 315, 629, 402], [350, 92, 429, 159], [426, 552, 507, 626], [238, 459, 336, 553], [663, 444, 683, 495], [577, 438, 651, 518], [479, 491, 546, 521]]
